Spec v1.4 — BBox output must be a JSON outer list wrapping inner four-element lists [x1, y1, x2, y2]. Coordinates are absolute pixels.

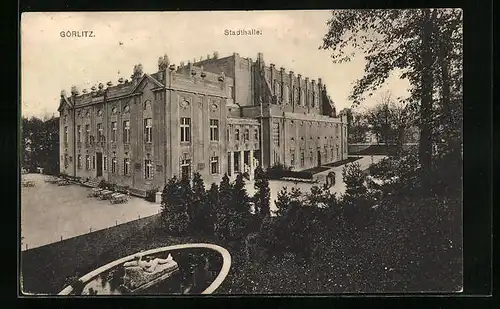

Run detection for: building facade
[[58, 53, 348, 195]]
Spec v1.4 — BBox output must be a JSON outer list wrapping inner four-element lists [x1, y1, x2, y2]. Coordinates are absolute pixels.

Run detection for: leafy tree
[[233, 173, 251, 214], [340, 108, 370, 143], [189, 172, 207, 233], [21, 116, 60, 174], [274, 187, 293, 218], [204, 183, 219, 234], [321, 9, 463, 189], [212, 51, 219, 59], [227, 174, 253, 239], [365, 91, 411, 149], [215, 174, 232, 239], [342, 162, 368, 199], [161, 176, 190, 235], [253, 166, 271, 219]]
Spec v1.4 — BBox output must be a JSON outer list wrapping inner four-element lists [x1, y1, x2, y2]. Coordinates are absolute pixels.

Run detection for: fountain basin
[[58, 243, 231, 295]]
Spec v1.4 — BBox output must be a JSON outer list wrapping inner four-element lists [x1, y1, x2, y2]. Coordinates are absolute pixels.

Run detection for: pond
[[62, 245, 230, 295]]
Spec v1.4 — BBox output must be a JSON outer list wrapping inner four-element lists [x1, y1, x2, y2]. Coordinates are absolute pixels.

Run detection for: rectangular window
[[64, 126, 68, 144], [180, 159, 191, 179], [290, 152, 295, 167], [254, 129, 259, 141], [124, 158, 130, 176], [123, 120, 130, 143], [86, 155, 91, 170], [77, 125, 81, 143], [97, 123, 102, 141], [272, 123, 280, 146], [77, 155, 82, 169], [235, 129, 240, 141], [64, 154, 68, 168], [300, 152, 305, 167], [85, 124, 90, 144], [111, 122, 117, 143], [92, 155, 96, 169], [112, 157, 117, 174], [144, 159, 153, 179], [309, 152, 313, 164], [210, 156, 219, 175], [210, 119, 219, 141], [244, 129, 249, 141], [103, 156, 107, 171], [180, 117, 191, 143], [144, 118, 152, 143]]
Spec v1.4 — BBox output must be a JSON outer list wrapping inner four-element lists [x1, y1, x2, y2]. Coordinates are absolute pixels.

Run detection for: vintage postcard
[[20, 10, 463, 295]]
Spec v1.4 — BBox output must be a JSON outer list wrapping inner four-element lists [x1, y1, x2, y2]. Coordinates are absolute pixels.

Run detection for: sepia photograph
[[20, 9, 463, 295]]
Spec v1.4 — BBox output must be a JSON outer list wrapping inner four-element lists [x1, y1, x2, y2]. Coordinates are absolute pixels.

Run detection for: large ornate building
[[58, 52, 348, 196]]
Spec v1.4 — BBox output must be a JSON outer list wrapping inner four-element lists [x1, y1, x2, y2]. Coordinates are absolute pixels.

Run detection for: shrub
[[266, 163, 291, 179], [161, 176, 191, 235], [342, 162, 367, 197], [282, 170, 314, 179], [98, 179, 107, 189], [253, 166, 271, 219]]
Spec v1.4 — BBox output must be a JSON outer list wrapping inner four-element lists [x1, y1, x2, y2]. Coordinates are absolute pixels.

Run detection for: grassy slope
[[21, 215, 159, 294]]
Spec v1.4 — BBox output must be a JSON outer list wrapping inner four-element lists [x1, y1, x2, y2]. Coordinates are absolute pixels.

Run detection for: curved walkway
[[58, 243, 231, 295]]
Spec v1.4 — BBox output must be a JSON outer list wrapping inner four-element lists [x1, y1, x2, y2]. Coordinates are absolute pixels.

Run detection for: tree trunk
[[437, 27, 462, 192], [419, 8, 436, 189]]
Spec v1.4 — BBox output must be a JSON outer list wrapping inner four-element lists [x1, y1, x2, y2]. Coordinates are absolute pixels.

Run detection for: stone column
[[230, 151, 235, 177], [239, 151, 244, 176], [249, 149, 254, 180]]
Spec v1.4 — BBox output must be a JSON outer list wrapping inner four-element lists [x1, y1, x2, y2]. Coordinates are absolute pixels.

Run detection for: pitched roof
[[57, 96, 73, 112]]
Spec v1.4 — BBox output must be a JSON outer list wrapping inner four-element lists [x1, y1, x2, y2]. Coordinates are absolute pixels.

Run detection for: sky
[[21, 11, 411, 119]]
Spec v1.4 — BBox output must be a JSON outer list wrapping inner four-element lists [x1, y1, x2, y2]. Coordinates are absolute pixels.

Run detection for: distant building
[[58, 52, 348, 195]]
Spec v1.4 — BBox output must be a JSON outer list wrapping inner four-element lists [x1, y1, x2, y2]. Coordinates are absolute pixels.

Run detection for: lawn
[[323, 156, 362, 168]]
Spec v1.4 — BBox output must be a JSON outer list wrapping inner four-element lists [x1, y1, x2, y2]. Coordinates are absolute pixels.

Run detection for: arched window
[[275, 81, 281, 100], [283, 85, 289, 104], [235, 129, 240, 141]]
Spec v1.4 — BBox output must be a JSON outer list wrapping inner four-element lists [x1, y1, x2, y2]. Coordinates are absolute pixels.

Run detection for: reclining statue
[[122, 253, 178, 292], [123, 254, 174, 273]]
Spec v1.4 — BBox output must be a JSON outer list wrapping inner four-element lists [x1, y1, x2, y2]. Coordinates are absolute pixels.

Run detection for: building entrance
[[96, 152, 102, 177]]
